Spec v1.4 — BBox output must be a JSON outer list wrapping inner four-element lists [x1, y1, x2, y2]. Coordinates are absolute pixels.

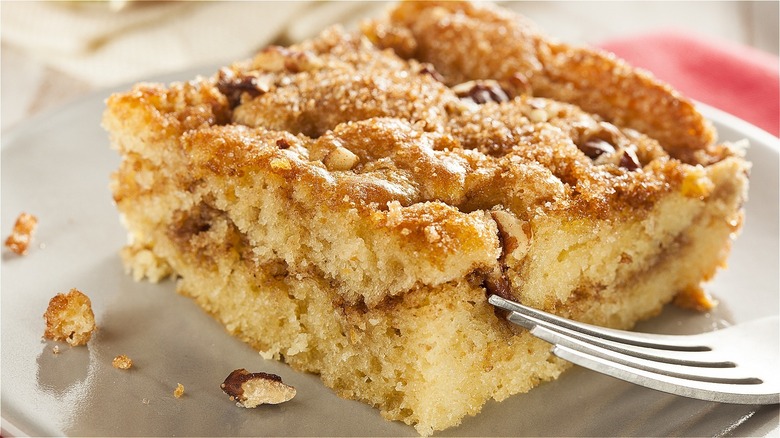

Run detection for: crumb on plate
[[43, 288, 96, 346], [113, 354, 133, 369], [5, 212, 38, 255]]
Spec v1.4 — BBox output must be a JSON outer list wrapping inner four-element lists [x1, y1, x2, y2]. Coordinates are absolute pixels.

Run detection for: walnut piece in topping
[[418, 63, 445, 82], [216, 68, 272, 108], [252, 46, 288, 72], [482, 267, 513, 300], [5, 212, 38, 255], [43, 289, 96, 346], [503, 73, 532, 97], [174, 383, 185, 398], [526, 108, 548, 123], [452, 80, 510, 105], [491, 209, 530, 262], [323, 146, 359, 171], [578, 139, 615, 160], [113, 354, 133, 370], [252, 46, 323, 73], [619, 148, 641, 171], [221, 369, 296, 408]]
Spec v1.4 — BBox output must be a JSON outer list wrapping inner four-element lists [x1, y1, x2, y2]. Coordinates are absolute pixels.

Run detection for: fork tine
[[488, 295, 780, 405], [489, 295, 709, 351], [515, 312, 758, 383], [552, 344, 779, 405], [505, 309, 734, 368]]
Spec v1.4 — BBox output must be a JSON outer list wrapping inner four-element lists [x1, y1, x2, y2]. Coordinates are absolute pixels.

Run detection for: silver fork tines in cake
[[489, 295, 780, 405]]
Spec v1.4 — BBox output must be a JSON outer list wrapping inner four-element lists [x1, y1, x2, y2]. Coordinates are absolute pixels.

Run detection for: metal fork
[[488, 295, 780, 405]]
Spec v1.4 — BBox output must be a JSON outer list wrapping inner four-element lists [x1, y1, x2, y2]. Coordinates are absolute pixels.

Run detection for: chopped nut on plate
[[43, 288, 96, 346], [5, 212, 38, 255], [112, 354, 133, 370], [174, 383, 185, 398], [221, 369, 296, 408]]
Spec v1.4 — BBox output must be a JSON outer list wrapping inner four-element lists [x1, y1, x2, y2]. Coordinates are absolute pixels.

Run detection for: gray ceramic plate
[[2, 76, 779, 436]]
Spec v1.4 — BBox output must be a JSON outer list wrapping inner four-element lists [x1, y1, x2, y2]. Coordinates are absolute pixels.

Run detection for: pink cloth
[[600, 30, 779, 137]]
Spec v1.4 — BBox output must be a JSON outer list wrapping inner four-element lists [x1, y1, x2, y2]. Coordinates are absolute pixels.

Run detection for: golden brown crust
[[366, 1, 716, 155], [104, 16, 745, 309], [533, 42, 716, 157], [112, 25, 726, 223]]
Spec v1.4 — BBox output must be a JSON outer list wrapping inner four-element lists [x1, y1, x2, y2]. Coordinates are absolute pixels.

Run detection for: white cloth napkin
[[1, 1, 365, 86]]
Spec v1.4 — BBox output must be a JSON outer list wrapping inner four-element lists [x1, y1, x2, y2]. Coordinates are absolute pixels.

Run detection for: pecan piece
[[491, 210, 530, 263], [579, 139, 616, 159], [216, 68, 271, 108], [452, 80, 510, 105], [418, 63, 445, 82], [619, 148, 641, 171], [252, 46, 323, 73], [323, 146, 359, 171], [221, 369, 296, 408], [482, 266, 513, 300], [575, 121, 623, 160]]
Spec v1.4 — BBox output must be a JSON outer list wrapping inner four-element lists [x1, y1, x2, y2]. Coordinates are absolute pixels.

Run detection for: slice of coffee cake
[[104, 2, 748, 435]]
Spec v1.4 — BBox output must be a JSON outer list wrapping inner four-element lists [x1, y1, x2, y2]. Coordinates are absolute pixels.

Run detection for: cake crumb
[[174, 383, 185, 398], [52, 345, 60, 354], [681, 166, 715, 199], [221, 369, 296, 408], [674, 285, 718, 311], [120, 244, 172, 282], [270, 157, 292, 170], [5, 212, 38, 255], [112, 354, 133, 370], [423, 225, 441, 243], [43, 288, 96, 346]]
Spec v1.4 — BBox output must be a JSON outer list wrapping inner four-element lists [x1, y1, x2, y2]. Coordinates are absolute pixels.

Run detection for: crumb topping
[[43, 288, 96, 346], [5, 212, 38, 255], [365, 1, 716, 156], [103, 0, 745, 309], [113, 354, 133, 369], [112, 20, 739, 227]]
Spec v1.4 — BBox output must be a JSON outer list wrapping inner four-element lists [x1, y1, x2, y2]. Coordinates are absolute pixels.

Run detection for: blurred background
[[2, 1, 779, 132]]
